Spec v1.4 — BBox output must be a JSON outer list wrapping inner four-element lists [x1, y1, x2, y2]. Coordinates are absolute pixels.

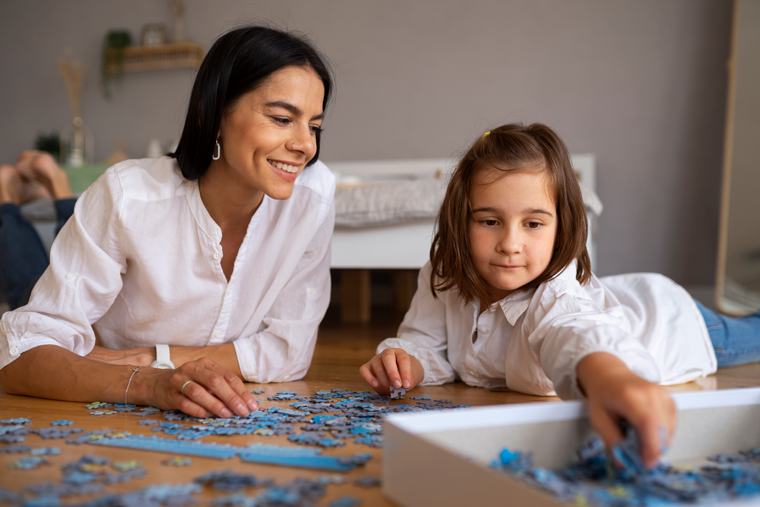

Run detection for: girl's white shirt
[[0, 157, 336, 382], [378, 261, 717, 399]]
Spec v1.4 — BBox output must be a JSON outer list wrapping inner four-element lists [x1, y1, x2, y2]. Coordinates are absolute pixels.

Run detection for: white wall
[[0, 0, 732, 285]]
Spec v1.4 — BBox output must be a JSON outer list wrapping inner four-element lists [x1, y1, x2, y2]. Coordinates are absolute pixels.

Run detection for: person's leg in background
[[0, 151, 75, 310], [16, 151, 76, 234], [696, 300, 760, 368]]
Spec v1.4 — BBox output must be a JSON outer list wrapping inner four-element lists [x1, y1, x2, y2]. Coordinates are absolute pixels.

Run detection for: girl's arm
[[577, 352, 676, 468], [360, 262, 453, 394], [0, 345, 257, 417]]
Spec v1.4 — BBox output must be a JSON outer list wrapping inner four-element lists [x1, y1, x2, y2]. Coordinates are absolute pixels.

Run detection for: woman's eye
[[526, 222, 542, 229], [310, 125, 324, 135], [273, 117, 291, 125]]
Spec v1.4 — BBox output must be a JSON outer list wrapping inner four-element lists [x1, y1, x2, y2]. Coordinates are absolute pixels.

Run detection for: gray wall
[[0, 1, 732, 285]]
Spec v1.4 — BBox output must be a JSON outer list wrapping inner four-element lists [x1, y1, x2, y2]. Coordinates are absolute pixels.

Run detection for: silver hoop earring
[[212, 140, 221, 160]]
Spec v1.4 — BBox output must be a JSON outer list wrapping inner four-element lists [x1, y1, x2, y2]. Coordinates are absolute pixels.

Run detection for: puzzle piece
[[50, 420, 73, 426], [34, 427, 85, 440], [1, 444, 31, 453], [85, 402, 110, 410], [162, 457, 192, 467], [329, 496, 362, 507], [8, 456, 48, 469], [354, 475, 382, 488], [389, 386, 407, 399], [1, 417, 31, 425], [31, 447, 60, 456], [194, 469, 274, 491]]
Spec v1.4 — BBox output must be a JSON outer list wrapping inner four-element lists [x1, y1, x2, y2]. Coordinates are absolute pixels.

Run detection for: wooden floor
[[3, 307, 760, 506]]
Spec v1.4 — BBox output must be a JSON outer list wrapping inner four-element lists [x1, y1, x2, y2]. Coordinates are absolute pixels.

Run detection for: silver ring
[[181, 380, 193, 396], [291, 142, 294, 150]]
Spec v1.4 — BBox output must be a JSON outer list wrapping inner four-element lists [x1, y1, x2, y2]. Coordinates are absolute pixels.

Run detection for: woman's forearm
[[0, 345, 141, 403], [0, 344, 257, 417], [86, 343, 243, 378]]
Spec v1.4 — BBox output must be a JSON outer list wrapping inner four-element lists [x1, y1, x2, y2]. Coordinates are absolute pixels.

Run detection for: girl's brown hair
[[430, 123, 591, 308]]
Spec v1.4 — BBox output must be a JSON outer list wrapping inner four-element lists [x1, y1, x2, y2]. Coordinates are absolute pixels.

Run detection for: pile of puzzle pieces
[[0, 388, 467, 506], [491, 427, 760, 506], [80, 388, 468, 451]]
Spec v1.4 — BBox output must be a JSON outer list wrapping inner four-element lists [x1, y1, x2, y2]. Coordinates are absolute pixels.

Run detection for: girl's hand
[[135, 357, 258, 418], [87, 345, 153, 367], [577, 352, 676, 469], [359, 348, 424, 396]]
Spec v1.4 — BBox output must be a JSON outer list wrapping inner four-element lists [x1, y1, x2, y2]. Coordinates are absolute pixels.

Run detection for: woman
[[0, 26, 335, 419]]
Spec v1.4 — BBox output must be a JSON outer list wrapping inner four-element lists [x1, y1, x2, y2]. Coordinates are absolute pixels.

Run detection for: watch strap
[[150, 343, 175, 369]]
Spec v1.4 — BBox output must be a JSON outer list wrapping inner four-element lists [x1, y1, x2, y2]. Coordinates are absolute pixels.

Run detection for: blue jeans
[[696, 300, 760, 368], [0, 199, 76, 310]]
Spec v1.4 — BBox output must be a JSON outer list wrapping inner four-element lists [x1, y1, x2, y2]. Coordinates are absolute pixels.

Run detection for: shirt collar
[[184, 177, 222, 243], [496, 261, 579, 325]]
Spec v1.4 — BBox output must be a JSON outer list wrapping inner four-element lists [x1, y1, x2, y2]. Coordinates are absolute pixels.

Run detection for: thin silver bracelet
[[125, 366, 143, 405]]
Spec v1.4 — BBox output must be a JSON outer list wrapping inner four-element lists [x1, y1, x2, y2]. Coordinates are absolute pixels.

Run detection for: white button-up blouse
[[0, 157, 336, 382], [378, 261, 717, 400]]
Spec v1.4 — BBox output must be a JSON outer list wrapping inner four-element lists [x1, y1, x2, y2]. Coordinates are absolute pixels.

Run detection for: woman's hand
[[86, 345, 154, 367], [134, 357, 258, 418], [359, 348, 424, 396], [577, 352, 676, 469]]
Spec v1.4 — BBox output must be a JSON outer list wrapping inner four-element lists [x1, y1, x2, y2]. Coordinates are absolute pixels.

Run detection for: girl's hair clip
[[483, 131, 490, 138]]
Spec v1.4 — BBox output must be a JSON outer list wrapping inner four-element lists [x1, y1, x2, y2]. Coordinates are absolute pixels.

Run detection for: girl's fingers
[[369, 361, 393, 395], [396, 353, 413, 389], [588, 404, 624, 452], [632, 416, 662, 469], [381, 352, 403, 389], [359, 362, 379, 388], [626, 394, 675, 468]]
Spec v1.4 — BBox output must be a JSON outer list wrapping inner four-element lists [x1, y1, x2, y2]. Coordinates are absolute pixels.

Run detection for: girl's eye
[[526, 222, 542, 229], [273, 117, 291, 125], [482, 219, 499, 227]]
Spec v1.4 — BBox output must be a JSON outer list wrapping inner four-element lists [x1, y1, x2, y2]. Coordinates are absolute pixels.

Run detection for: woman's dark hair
[[172, 26, 333, 180], [430, 123, 591, 309]]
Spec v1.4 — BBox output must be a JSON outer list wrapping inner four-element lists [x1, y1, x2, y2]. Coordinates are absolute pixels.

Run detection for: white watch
[[150, 344, 175, 369]]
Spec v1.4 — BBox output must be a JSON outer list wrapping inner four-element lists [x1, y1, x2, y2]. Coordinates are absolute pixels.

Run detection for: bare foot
[[0, 164, 49, 205], [0, 165, 22, 205], [16, 151, 72, 200]]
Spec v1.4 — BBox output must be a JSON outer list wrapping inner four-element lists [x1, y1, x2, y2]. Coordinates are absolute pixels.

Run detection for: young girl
[[360, 123, 760, 467]]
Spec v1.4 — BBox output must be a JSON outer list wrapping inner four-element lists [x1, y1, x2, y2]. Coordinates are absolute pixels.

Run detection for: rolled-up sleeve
[[377, 263, 456, 385], [233, 200, 334, 383], [0, 168, 127, 369], [514, 279, 661, 400]]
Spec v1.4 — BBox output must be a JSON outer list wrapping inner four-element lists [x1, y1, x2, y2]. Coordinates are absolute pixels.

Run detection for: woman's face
[[215, 65, 325, 200]]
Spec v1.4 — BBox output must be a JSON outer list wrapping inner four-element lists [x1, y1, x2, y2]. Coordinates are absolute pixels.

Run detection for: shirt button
[[213, 253, 221, 260], [309, 288, 317, 295], [66, 273, 75, 280], [9, 346, 19, 356], [214, 331, 222, 338]]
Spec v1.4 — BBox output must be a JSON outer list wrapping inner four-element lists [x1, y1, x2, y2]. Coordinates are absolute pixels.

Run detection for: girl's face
[[215, 65, 325, 200], [468, 167, 558, 303]]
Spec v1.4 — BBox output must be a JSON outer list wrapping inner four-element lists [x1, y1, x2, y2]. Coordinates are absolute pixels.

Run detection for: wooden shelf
[[104, 42, 204, 74]]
